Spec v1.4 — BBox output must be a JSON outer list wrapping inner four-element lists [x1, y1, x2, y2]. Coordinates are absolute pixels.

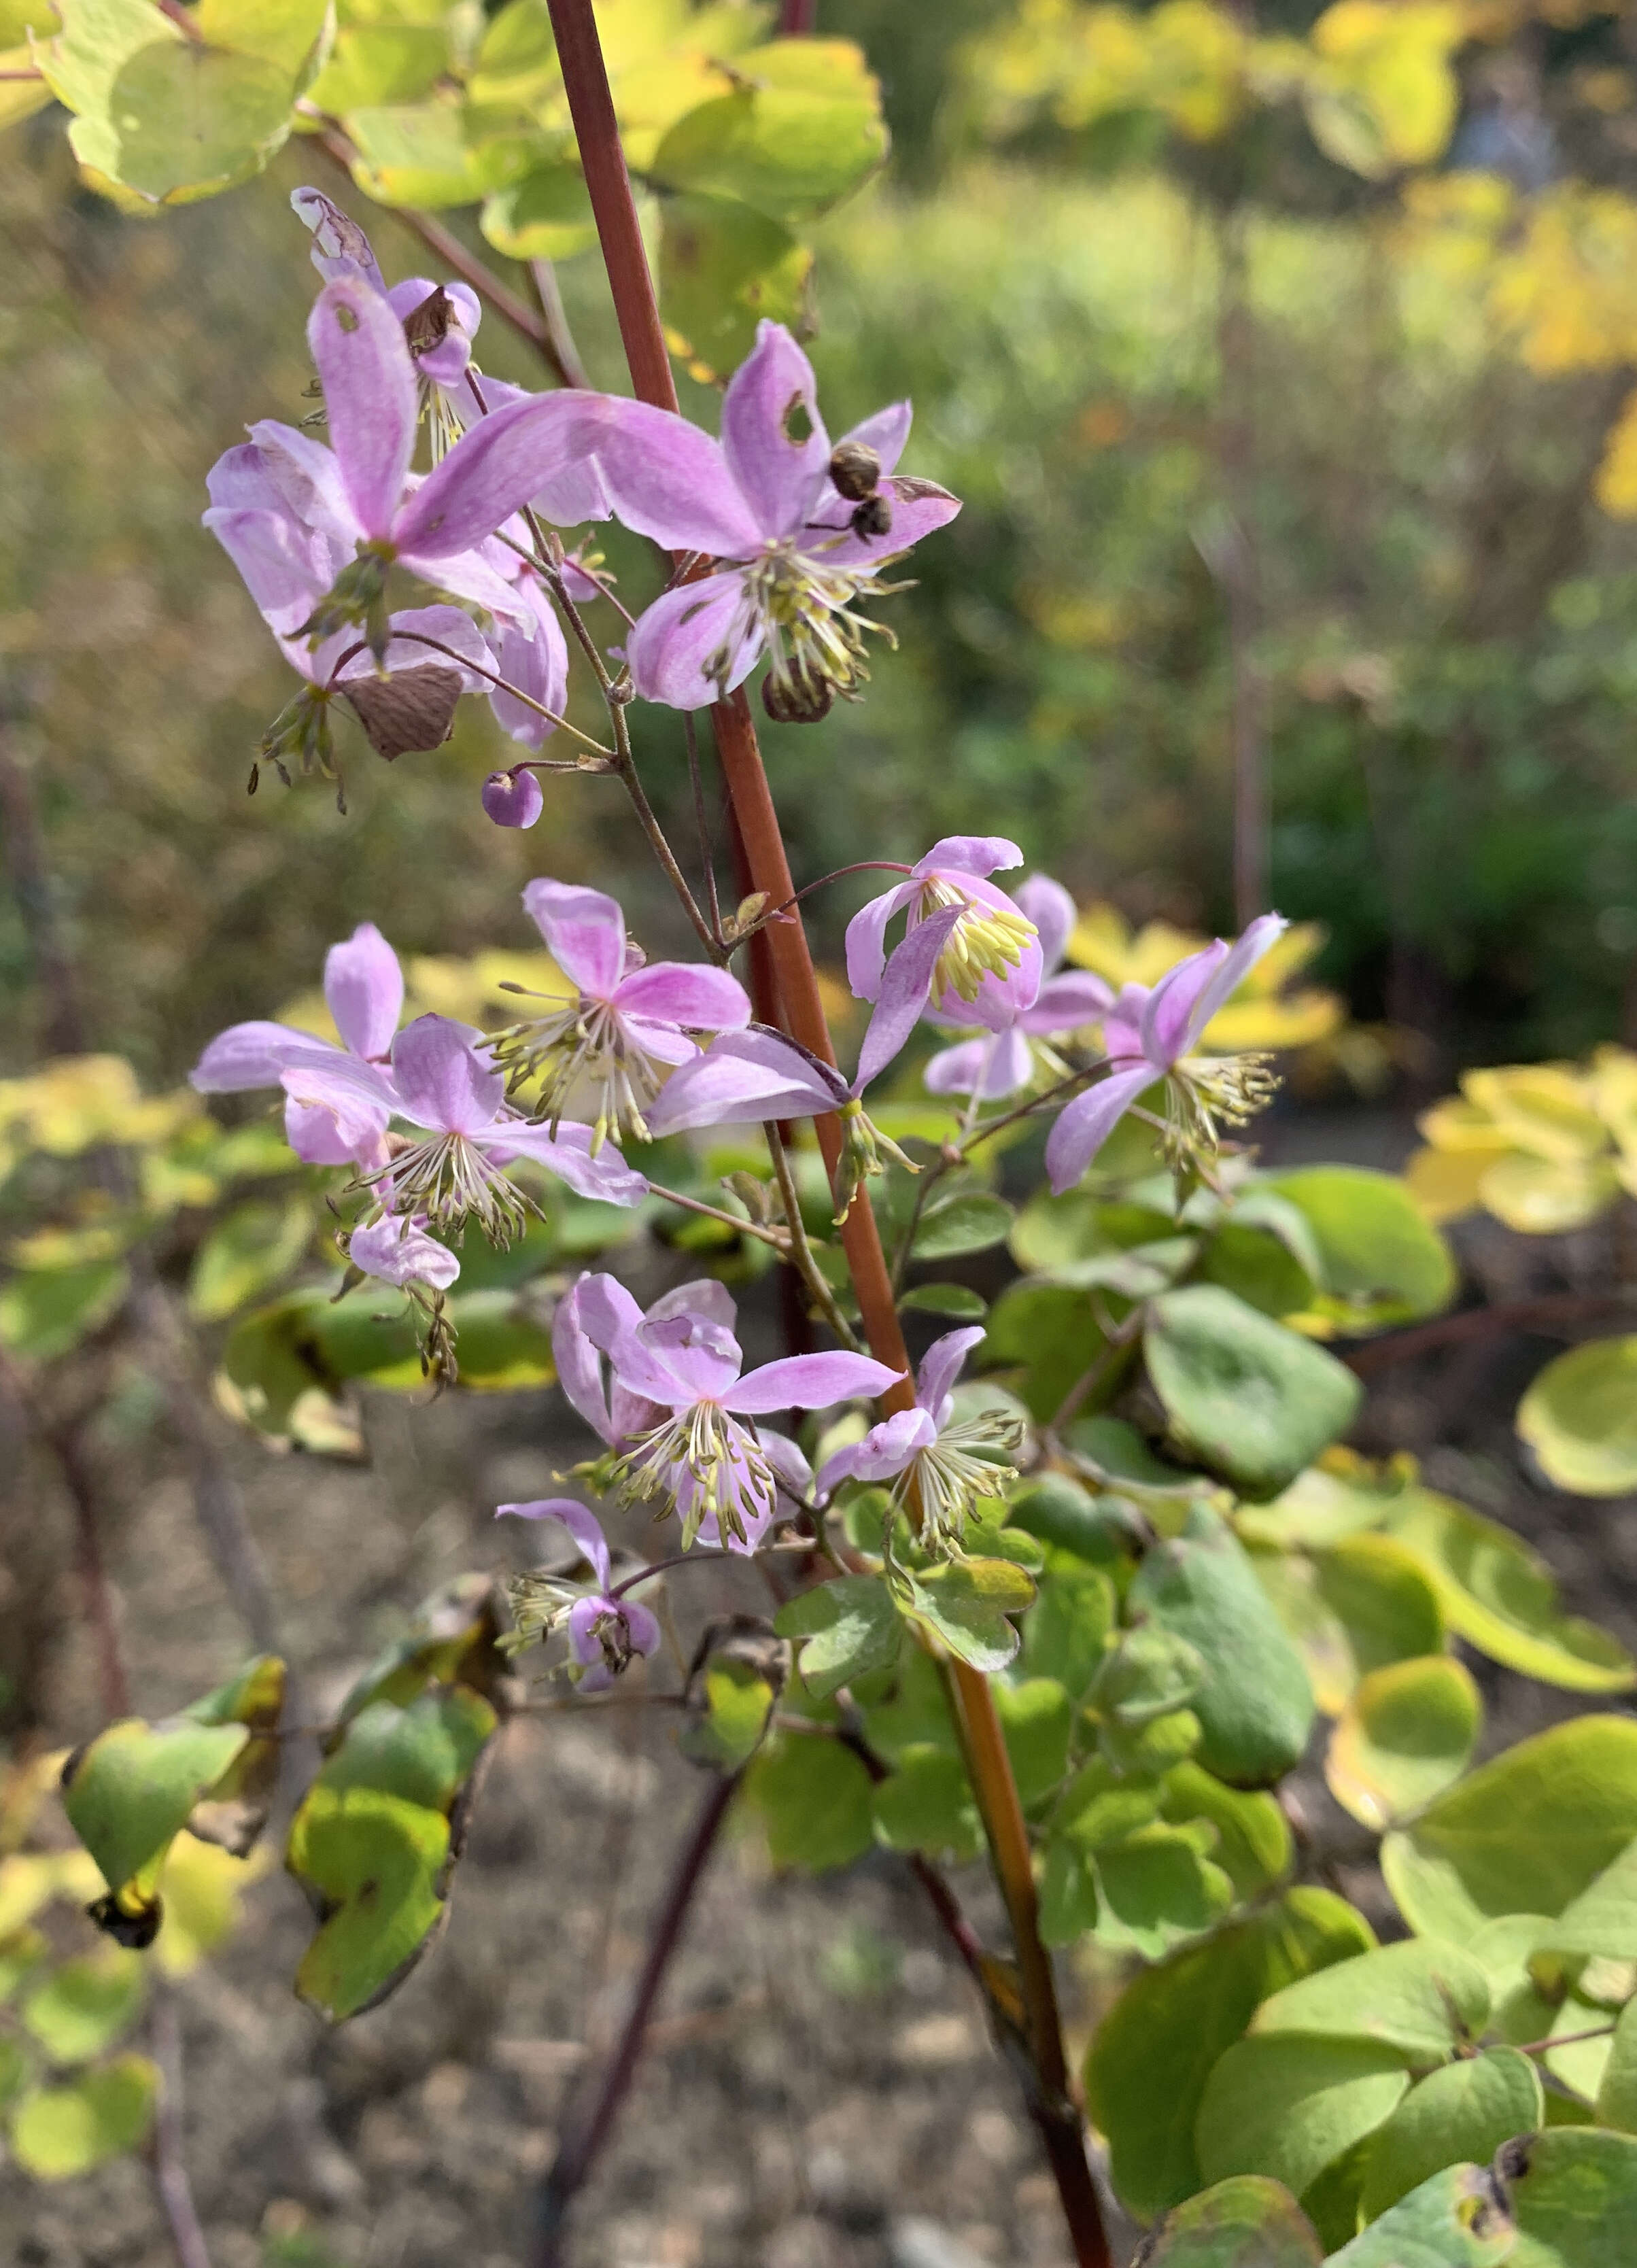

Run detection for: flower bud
[[828, 441, 881, 502], [762, 672, 834, 725], [482, 768, 544, 828]]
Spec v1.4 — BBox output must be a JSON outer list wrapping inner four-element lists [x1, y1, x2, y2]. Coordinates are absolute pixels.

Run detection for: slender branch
[[528, 1770, 739, 2266], [309, 122, 583, 389], [525, 257, 590, 391], [545, 15, 1109, 2260], [1343, 1291, 1636, 1377], [47, 1420, 131, 1721], [644, 1179, 789, 1252], [149, 1991, 214, 2268], [780, 0, 818, 29], [1515, 2022, 1615, 2056], [765, 1122, 861, 1350], [1049, 1311, 1145, 1435], [683, 712, 723, 946]]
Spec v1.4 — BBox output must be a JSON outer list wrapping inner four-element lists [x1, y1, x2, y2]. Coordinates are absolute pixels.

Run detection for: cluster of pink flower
[[192, 189, 1288, 1664]]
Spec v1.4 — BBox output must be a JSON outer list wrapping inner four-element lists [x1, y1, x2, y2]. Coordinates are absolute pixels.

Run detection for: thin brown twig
[[525, 257, 590, 390], [150, 1990, 214, 2268], [765, 1122, 861, 1349], [1342, 1291, 1636, 1377]]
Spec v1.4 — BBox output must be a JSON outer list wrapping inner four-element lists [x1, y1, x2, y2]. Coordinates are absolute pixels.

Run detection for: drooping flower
[[493, 1497, 661, 1689], [645, 905, 965, 1217], [586, 321, 961, 716], [293, 187, 485, 462], [495, 881, 752, 1150], [191, 922, 404, 1165], [815, 1328, 1024, 1555], [924, 874, 1114, 1100], [1044, 915, 1288, 1192], [482, 768, 546, 829], [252, 275, 608, 656], [286, 1014, 647, 1243], [846, 838, 1044, 1034], [560, 1271, 899, 1550]]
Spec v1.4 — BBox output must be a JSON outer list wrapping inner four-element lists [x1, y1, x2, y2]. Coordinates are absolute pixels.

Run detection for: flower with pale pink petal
[[560, 1272, 898, 1550], [586, 321, 960, 718], [1044, 914, 1288, 1192], [287, 1014, 647, 1245], [923, 874, 1113, 1101], [191, 923, 403, 1167], [494, 881, 752, 1151], [815, 1327, 1023, 1555], [347, 1211, 462, 1293], [493, 1497, 661, 1687], [847, 838, 1043, 1035]]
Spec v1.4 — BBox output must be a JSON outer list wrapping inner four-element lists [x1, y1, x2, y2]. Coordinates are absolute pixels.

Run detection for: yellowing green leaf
[[480, 160, 597, 260], [63, 1716, 249, 1908], [345, 97, 536, 207], [308, 21, 447, 111], [1328, 2161, 1516, 2265], [649, 37, 886, 220], [0, 1259, 130, 1360], [659, 191, 812, 383], [8, 2054, 156, 2178], [153, 1831, 267, 1977], [187, 1196, 313, 1321], [1519, 1337, 1637, 1498], [21, 1948, 145, 2064], [1325, 1655, 1479, 1831], [1137, 2176, 1322, 2267], [1477, 1150, 1620, 1233], [288, 1784, 449, 2021], [1194, 2033, 1409, 2198], [1506, 2127, 1637, 2268]]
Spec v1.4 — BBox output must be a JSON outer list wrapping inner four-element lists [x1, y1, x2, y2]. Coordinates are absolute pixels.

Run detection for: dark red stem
[[1343, 1290, 1634, 1376]]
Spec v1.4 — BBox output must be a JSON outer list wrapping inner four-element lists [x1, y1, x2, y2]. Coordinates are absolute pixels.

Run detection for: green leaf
[[1126, 1502, 1316, 1787], [0, 1929, 48, 2005], [872, 1745, 982, 1862], [1380, 1488, 1634, 1692], [309, 22, 449, 112], [649, 37, 886, 220], [900, 1555, 1035, 1673], [856, 1644, 958, 1762], [0, 2032, 29, 2109], [1326, 2163, 1516, 2267], [1358, 2049, 1543, 2220], [891, 1190, 1008, 1267], [659, 192, 812, 383], [1505, 2127, 1637, 2267], [1158, 1763, 1292, 1902], [21, 1950, 145, 2064], [1260, 1167, 1456, 1328], [995, 1677, 1073, 1809], [187, 1197, 311, 1321], [345, 97, 536, 207], [1135, 2176, 1322, 2267], [1199, 1218, 1317, 1320], [1251, 1936, 1489, 2062], [899, 1282, 988, 1320], [1313, 1532, 1446, 1683], [776, 1576, 900, 1702], [1101, 1706, 1203, 1778], [1194, 2035, 1411, 2197], [316, 1690, 496, 1815], [1092, 1621, 1206, 1725], [745, 1734, 875, 1874], [1381, 1716, 1637, 1938], [481, 160, 598, 261], [678, 1656, 776, 1772], [1518, 1337, 1637, 1496], [1537, 1833, 1637, 1960], [63, 1717, 249, 1906], [1008, 1190, 1177, 1277], [1095, 1823, 1234, 1957], [1145, 1287, 1363, 1500], [1596, 1995, 1637, 2131], [1021, 1560, 1116, 1696], [984, 1280, 1113, 1426], [0, 1259, 129, 1360], [1084, 1887, 1377, 2218], [1326, 1656, 1481, 1831], [287, 1785, 451, 2023], [1007, 1471, 1143, 1567], [8, 2054, 157, 2178], [1240, 1458, 1407, 1552]]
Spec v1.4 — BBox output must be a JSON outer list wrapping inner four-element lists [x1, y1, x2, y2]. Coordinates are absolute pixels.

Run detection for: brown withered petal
[[341, 666, 464, 761], [402, 285, 455, 356]]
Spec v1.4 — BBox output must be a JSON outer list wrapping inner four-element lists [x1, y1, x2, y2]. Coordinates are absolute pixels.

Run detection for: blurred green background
[[6, 0, 1637, 1090]]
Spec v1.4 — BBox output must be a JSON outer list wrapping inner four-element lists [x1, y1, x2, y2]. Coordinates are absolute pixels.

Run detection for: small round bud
[[849, 493, 893, 542], [828, 441, 881, 502], [761, 673, 834, 725], [482, 768, 544, 828]]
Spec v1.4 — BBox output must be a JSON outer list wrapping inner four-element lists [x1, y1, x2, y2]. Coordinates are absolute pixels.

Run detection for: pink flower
[[814, 1327, 1023, 1553], [499, 881, 751, 1150], [286, 1014, 647, 1244], [191, 922, 402, 1166], [585, 321, 961, 716], [923, 874, 1113, 1100], [348, 1212, 461, 1293], [1044, 914, 1288, 1192], [562, 1271, 899, 1551], [846, 838, 1043, 1034], [494, 1498, 662, 1690]]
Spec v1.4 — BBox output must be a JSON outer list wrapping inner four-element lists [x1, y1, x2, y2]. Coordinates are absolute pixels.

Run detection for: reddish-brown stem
[[780, 0, 818, 30], [1343, 1291, 1634, 1377], [528, 1770, 738, 2265], [545, 10, 1108, 2258], [49, 1422, 131, 1723]]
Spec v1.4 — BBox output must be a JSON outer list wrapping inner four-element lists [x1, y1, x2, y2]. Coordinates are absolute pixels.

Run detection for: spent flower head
[[494, 1498, 661, 1688]]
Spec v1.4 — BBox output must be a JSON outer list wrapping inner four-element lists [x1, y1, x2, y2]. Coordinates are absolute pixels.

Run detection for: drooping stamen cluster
[[714, 539, 906, 722], [895, 1406, 1026, 1556], [495, 994, 670, 1154], [358, 1129, 541, 1249], [834, 1094, 920, 1224], [612, 1399, 780, 1551], [1162, 1051, 1281, 1168]]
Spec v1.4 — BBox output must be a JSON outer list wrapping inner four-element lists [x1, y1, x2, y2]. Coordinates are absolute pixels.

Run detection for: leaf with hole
[[1504, 2126, 1637, 2268], [1135, 2176, 1323, 2266], [1326, 2161, 1516, 2266]]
